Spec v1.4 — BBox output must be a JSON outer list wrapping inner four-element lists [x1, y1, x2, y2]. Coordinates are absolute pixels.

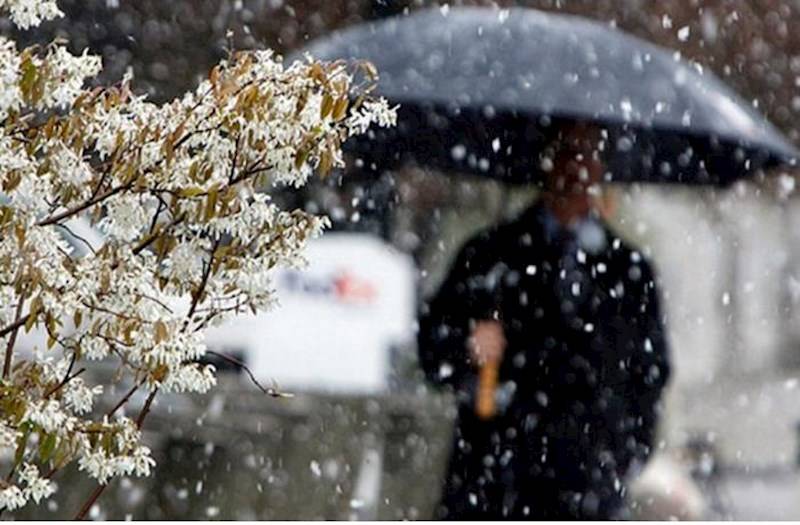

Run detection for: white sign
[[204, 233, 416, 394]]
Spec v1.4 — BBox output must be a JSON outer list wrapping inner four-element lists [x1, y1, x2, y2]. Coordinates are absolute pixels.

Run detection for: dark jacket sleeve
[[417, 234, 502, 389], [629, 260, 671, 461]]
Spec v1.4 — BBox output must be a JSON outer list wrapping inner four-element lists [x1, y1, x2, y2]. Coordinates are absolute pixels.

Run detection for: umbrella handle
[[476, 356, 500, 420]]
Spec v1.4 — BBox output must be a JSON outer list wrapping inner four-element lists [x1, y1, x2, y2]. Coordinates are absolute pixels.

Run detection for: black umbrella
[[303, 7, 798, 185]]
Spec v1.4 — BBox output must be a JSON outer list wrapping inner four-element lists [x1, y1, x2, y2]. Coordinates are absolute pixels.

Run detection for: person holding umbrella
[[418, 122, 671, 520], [302, 5, 799, 520]]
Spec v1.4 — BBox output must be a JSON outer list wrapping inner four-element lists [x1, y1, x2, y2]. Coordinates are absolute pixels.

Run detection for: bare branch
[[74, 484, 104, 521], [135, 388, 158, 429], [228, 135, 241, 185], [43, 368, 85, 399], [54, 223, 97, 255], [135, 292, 174, 314], [205, 350, 293, 399], [146, 196, 167, 236], [105, 380, 144, 419], [132, 213, 186, 256], [3, 295, 25, 379], [0, 314, 31, 341], [183, 239, 219, 330], [38, 183, 133, 227]]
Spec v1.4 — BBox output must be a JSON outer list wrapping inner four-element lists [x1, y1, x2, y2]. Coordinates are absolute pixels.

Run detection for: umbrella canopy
[[303, 7, 799, 185]]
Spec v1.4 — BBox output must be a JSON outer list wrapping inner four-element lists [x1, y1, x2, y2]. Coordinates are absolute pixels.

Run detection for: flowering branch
[[0, 0, 396, 515]]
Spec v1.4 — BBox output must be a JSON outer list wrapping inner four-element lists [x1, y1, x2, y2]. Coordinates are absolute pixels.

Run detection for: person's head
[[540, 122, 616, 224]]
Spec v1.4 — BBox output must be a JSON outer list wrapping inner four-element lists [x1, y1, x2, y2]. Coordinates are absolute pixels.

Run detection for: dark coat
[[418, 203, 671, 520]]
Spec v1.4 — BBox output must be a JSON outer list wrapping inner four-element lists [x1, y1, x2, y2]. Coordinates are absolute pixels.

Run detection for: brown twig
[[205, 350, 292, 398], [131, 214, 186, 256], [74, 484, 105, 520], [0, 314, 30, 337], [54, 222, 97, 255], [135, 292, 174, 314], [228, 135, 241, 184], [37, 182, 132, 227], [81, 301, 143, 324], [182, 240, 219, 330], [3, 295, 25, 379], [146, 195, 167, 236], [43, 368, 85, 398], [105, 380, 144, 419], [135, 388, 158, 429], [43, 352, 85, 398]]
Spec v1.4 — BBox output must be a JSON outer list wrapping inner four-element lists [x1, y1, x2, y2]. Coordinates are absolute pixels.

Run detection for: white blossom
[[78, 450, 117, 485], [130, 445, 156, 477], [347, 98, 397, 135], [63, 379, 103, 415], [0, 485, 26, 511], [161, 364, 217, 394], [19, 464, 56, 504], [39, 46, 102, 109], [0, 38, 21, 119], [98, 194, 148, 241], [23, 400, 69, 434], [0, 0, 63, 29]]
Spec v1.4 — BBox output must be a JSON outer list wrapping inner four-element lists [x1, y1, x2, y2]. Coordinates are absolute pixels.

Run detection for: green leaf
[[320, 94, 334, 119], [332, 96, 349, 121], [38, 432, 57, 464], [204, 185, 219, 222], [25, 296, 43, 333], [294, 148, 310, 170], [19, 56, 38, 103], [179, 187, 205, 198], [154, 321, 168, 344], [13, 424, 31, 469]]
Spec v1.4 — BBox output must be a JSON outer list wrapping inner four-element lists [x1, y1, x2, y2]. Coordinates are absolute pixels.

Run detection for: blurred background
[[10, 0, 800, 519]]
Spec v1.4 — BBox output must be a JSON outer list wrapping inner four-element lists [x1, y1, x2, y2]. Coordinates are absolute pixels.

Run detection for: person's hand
[[468, 320, 506, 366]]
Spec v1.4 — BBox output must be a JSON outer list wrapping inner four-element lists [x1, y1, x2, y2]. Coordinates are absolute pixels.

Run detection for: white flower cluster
[[63, 379, 103, 415], [0, 0, 62, 29], [39, 46, 103, 109], [23, 400, 71, 434], [0, 39, 21, 120], [0, 0, 395, 514], [76, 418, 155, 485], [0, 464, 56, 511]]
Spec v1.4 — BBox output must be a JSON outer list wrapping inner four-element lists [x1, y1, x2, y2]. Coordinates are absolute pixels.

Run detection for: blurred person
[[418, 123, 671, 519]]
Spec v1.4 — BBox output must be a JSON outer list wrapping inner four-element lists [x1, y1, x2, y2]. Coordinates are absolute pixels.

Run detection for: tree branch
[[43, 368, 86, 399], [105, 380, 144, 419], [205, 350, 293, 398], [228, 135, 241, 185], [3, 295, 26, 379], [74, 483, 105, 520], [146, 196, 167, 236], [37, 182, 132, 227], [135, 388, 158, 429], [183, 240, 219, 330], [131, 214, 186, 256], [54, 223, 97, 255], [43, 351, 81, 398], [0, 314, 30, 341]]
